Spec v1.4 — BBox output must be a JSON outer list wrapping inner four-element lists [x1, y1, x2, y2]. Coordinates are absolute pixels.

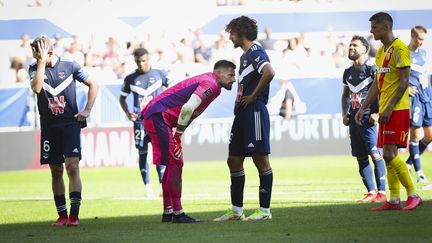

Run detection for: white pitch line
[[0, 195, 356, 202]]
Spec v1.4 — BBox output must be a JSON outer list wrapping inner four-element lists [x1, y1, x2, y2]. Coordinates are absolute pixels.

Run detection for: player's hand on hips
[[354, 109, 364, 125], [378, 108, 392, 124], [342, 114, 349, 126], [173, 131, 183, 160], [75, 109, 90, 122], [128, 112, 138, 122], [240, 95, 256, 107], [369, 113, 379, 125], [408, 86, 418, 96]]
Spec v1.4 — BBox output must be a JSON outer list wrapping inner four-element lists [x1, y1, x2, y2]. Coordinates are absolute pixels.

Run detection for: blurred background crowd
[[1, 0, 397, 86]]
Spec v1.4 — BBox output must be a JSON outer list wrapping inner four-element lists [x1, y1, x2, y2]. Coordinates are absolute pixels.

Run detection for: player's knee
[[227, 157, 243, 171], [50, 165, 63, 180], [382, 154, 394, 164], [65, 160, 80, 177], [356, 156, 368, 162]]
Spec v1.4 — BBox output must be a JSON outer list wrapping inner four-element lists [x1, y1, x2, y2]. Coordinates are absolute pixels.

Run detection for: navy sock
[[259, 168, 273, 209], [230, 169, 245, 207], [414, 139, 430, 171], [372, 157, 386, 192], [408, 141, 420, 170], [156, 165, 166, 184], [418, 139, 429, 154], [358, 158, 375, 192], [54, 194, 67, 216], [69, 191, 81, 216], [139, 152, 150, 184]]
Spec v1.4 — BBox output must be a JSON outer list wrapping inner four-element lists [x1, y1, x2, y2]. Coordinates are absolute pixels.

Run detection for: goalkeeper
[[141, 60, 236, 223]]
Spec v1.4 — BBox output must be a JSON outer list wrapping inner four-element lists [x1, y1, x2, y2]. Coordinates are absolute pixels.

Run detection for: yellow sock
[[386, 164, 400, 199], [391, 155, 416, 196]]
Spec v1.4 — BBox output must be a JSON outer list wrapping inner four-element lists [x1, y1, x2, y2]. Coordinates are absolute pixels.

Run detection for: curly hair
[[225, 15, 258, 41]]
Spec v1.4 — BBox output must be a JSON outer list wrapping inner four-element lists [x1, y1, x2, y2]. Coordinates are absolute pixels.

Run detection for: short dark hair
[[133, 48, 148, 58], [351, 35, 370, 52], [369, 12, 393, 29], [225, 15, 258, 41], [30, 35, 52, 52], [213, 59, 236, 70]]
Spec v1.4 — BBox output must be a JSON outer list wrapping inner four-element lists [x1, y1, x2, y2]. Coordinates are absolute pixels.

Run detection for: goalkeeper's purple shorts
[[143, 112, 176, 166]]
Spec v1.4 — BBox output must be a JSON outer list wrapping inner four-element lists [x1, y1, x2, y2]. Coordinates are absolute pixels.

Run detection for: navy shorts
[[229, 101, 270, 157], [40, 123, 81, 164], [134, 119, 151, 149], [348, 115, 380, 157], [410, 94, 432, 127]]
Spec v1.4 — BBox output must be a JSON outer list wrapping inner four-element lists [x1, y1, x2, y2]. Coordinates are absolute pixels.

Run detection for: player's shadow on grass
[[1, 200, 431, 243]]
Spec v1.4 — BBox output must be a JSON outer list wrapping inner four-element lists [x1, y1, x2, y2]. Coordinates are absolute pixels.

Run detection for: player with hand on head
[[405, 26, 431, 183], [355, 12, 422, 211], [142, 60, 236, 223], [119, 48, 169, 198], [214, 15, 275, 222], [29, 35, 99, 226], [341, 35, 387, 203]]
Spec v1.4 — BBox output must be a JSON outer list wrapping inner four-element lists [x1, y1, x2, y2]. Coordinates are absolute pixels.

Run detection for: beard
[[348, 53, 360, 61], [223, 84, 233, 90]]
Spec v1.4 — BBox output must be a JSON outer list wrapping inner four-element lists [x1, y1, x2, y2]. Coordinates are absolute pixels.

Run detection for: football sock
[[156, 165, 166, 184], [358, 158, 375, 192], [164, 206, 173, 215], [386, 164, 401, 200], [54, 194, 67, 216], [415, 139, 430, 171], [259, 207, 270, 213], [372, 157, 386, 192], [391, 156, 416, 196], [259, 168, 273, 209], [418, 138, 429, 155], [232, 205, 243, 214], [139, 151, 150, 185], [230, 169, 245, 207], [69, 191, 81, 216], [407, 141, 420, 171]]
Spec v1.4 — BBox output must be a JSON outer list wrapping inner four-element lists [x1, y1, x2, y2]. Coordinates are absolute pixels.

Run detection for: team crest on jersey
[[58, 71, 65, 79], [254, 56, 260, 62], [243, 60, 247, 67], [203, 88, 212, 99], [149, 77, 156, 84], [136, 80, 141, 85]]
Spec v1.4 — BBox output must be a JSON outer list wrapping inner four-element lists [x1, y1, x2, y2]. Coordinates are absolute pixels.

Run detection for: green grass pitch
[[1, 154, 431, 242]]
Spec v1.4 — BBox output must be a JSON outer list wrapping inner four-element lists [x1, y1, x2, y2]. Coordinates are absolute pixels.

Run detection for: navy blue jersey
[[234, 43, 271, 114], [120, 68, 169, 115], [410, 49, 431, 103], [342, 61, 378, 115], [29, 58, 89, 127]]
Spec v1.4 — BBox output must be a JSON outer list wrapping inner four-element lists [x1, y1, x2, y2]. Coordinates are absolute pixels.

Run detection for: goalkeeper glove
[[173, 131, 183, 160]]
